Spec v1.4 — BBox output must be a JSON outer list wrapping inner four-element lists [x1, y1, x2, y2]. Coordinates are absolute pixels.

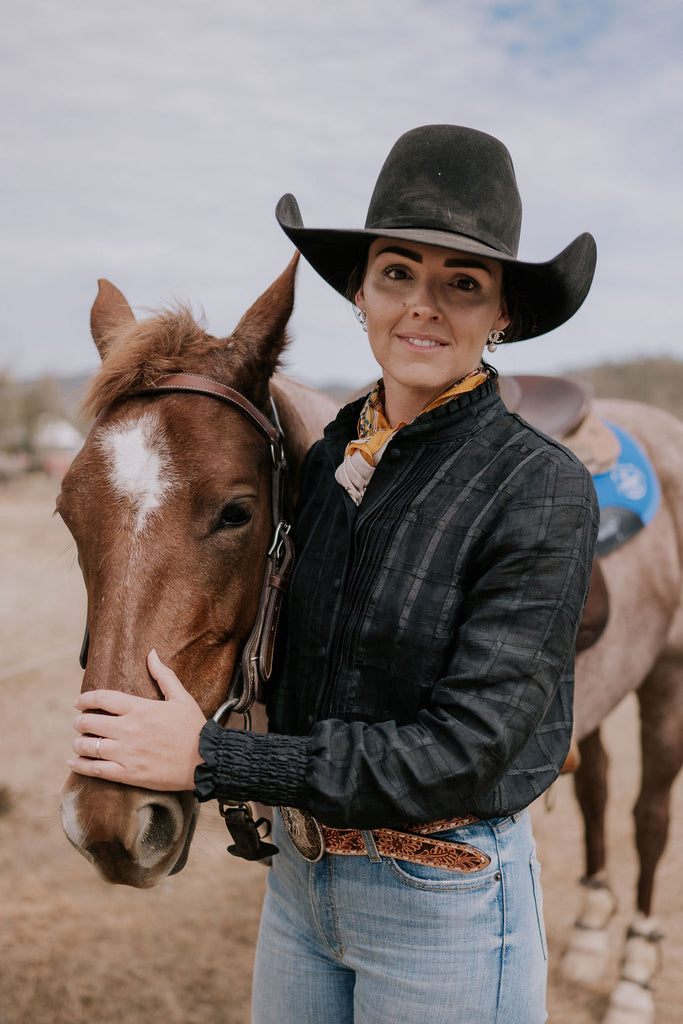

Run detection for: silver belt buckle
[[279, 807, 324, 862]]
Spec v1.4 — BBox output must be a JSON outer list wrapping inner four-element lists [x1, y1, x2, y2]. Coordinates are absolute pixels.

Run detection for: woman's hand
[[68, 649, 207, 791]]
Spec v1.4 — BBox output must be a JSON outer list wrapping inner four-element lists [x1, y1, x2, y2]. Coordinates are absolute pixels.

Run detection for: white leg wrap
[[562, 873, 617, 984], [602, 979, 655, 1024], [620, 913, 662, 987], [602, 915, 661, 1024]]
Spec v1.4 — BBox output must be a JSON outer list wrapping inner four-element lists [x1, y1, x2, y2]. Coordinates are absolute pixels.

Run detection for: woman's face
[[356, 238, 510, 421]]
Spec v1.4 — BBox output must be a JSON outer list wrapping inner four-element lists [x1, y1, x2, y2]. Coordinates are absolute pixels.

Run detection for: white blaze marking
[[98, 412, 175, 533]]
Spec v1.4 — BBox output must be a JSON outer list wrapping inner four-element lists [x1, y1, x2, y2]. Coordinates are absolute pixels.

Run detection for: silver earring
[[354, 306, 368, 332], [487, 329, 504, 352]]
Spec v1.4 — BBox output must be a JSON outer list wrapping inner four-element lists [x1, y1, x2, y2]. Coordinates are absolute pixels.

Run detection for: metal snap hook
[[212, 698, 251, 731]]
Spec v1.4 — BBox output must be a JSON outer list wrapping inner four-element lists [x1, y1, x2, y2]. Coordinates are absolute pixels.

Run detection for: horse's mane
[[81, 306, 263, 421]]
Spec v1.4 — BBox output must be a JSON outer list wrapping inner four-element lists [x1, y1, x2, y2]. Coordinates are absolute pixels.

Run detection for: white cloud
[[1, 0, 681, 388]]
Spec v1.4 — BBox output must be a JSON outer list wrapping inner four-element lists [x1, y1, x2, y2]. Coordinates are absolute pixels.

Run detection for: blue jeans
[[251, 809, 547, 1023]]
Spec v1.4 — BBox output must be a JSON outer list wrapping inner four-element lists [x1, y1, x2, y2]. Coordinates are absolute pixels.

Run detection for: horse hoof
[[602, 979, 655, 1024], [562, 924, 611, 983]]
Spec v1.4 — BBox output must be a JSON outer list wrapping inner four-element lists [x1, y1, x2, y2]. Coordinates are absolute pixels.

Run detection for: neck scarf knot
[[335, 365, 490, 505]]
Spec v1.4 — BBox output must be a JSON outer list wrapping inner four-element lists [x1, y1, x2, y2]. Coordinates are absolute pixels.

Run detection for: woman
[[70, 125, 600, 1023]]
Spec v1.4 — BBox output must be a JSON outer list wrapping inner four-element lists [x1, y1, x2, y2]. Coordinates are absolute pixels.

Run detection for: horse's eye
[[217, 503, 253, 529]]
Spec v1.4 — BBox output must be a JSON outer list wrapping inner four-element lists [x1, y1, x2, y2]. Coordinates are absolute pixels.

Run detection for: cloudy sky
[[2, 0, 681, 390]]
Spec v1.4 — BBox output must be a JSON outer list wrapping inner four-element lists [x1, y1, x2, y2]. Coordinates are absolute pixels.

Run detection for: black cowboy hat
[[276, 124, 596, 341]]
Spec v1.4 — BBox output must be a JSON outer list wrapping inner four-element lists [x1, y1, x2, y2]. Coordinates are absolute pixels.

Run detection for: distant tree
[[0, 372, 24, 451], [1, 373, 72, 453], [22, 375, 68, 451]]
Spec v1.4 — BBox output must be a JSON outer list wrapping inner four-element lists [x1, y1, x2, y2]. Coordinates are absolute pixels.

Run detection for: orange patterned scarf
[[335, 366, 490, 505]]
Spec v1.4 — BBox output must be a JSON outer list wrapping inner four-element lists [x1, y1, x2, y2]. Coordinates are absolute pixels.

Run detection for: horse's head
[[59, 258, 298, 887]]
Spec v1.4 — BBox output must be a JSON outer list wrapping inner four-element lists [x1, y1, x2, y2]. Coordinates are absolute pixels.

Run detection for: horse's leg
[[562, 728, 618, 984], [602, 656, 683, 1024], [634, 655, 683, 916], [575, 728, 610, 877]]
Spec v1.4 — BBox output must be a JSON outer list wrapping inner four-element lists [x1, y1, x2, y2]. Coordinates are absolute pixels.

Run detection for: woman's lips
[[398, 334, 447, 350]]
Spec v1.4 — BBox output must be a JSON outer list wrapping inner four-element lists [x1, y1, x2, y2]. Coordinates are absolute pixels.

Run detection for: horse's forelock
[[80, 306, 242, 421]]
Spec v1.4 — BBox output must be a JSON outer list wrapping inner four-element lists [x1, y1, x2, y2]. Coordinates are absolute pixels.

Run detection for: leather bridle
[[78, 371, 295, 862], [79, 371, 295, 719]]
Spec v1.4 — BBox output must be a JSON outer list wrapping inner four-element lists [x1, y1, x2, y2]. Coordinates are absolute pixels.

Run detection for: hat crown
[[364, 125, 522, 258]]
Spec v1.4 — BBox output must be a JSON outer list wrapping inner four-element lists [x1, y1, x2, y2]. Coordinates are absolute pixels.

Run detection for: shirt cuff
[[193, 718, 311, 807]]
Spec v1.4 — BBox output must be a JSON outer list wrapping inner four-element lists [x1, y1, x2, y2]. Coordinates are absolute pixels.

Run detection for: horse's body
[[564, 398, 683, 1024], [59, 269, 683, 1020]]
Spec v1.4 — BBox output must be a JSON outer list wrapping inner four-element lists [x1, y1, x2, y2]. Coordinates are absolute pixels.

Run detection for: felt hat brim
[[276, 193, 596, 341]]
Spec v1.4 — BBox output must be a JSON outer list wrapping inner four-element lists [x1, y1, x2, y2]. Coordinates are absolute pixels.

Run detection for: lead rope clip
[[211, 699, 278, 862], [218, 801, 279, 862]]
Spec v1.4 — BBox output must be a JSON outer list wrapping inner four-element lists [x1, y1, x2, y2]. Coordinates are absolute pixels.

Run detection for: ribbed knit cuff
[[193, 719, 311, 807]]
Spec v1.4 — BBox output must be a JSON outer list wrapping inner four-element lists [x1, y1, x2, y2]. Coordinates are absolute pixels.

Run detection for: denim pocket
[[529, 850, 548, 960], [386, 855, 499, 891], [385, 823, 499, 891]]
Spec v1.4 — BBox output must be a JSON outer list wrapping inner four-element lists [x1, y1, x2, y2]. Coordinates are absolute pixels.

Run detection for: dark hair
[[501, 268, 535, 343], [344, 245, 372, 304]]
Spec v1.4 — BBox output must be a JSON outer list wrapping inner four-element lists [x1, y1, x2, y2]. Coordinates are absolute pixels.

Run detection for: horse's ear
[[90, 279, 136, 359], [230, 253, 299, 380]]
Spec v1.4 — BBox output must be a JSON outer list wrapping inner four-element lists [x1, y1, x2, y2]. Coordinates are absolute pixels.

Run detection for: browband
[[134, 373, 281, 447]]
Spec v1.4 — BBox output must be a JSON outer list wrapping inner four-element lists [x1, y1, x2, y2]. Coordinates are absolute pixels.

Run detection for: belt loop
[[360, 830, 382, 863]]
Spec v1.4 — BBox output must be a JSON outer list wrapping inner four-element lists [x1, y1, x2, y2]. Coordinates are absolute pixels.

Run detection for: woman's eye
[[452, 277, 477, 292], [384, 265, 411, 281], [216, 503, 253, 529]]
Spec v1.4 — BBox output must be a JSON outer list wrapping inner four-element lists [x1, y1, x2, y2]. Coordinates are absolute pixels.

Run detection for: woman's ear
[[355, 286, 365, 308], [497, 298, 511, 331]]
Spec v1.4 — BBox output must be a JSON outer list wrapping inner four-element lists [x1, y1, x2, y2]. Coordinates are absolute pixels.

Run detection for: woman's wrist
[[193, 720, 311, 807]]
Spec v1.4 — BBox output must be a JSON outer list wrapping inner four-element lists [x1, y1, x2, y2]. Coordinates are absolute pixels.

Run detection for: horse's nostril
[[138, 802, 178, 856], [132, 798, 184, 869]]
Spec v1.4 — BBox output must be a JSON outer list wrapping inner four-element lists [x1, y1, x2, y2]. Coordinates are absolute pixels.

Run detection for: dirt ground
[[1, 473, 681, 1024]]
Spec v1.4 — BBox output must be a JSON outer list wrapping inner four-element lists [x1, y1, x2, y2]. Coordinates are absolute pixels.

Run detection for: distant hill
[[573, 358, 683, 420], [321, 359, 683, 420], [40, 357, 683, 426]]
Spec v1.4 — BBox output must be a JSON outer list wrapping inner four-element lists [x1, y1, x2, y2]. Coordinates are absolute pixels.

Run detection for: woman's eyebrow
[[376, 246, 492, 274], [376, 245, 424, 262], [443, 257, 492, 274]]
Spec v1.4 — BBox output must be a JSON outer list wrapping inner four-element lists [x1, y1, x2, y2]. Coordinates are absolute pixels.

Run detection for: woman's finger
[[67, 754, 127, 783], [71, 733, 115, 761], [74, 689, 135, 715], [147, 649, 190, 700], [73, 711, 119, 737]]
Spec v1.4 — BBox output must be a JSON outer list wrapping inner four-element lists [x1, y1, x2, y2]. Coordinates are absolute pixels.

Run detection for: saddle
[[498, 374, 620, 476], [498, 374, 611, 655]]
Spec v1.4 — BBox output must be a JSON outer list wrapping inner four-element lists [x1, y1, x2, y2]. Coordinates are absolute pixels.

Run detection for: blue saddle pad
[[593, 421, 660, 557]]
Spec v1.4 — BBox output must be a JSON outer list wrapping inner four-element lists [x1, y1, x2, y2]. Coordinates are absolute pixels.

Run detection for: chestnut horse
[[59, 266, 683, 1022], [59, 257, 337, 887]]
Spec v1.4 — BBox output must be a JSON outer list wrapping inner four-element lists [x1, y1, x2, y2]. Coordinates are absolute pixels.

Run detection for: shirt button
[[318, 646, 327, 658], [389, 448, 402, 459], [333, 577, 342, 590]]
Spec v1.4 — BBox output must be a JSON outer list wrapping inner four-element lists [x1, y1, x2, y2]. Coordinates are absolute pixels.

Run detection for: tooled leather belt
[[279, 807, 490, 873]]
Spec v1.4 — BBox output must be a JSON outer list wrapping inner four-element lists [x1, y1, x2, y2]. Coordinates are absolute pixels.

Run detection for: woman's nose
[[409, 280, 441, 320]]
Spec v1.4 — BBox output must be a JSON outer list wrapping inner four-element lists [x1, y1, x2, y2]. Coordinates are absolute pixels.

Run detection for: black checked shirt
[[195, 381, 599, 828]]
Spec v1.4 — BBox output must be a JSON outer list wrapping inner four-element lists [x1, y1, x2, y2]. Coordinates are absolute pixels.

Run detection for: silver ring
[[95, 737, 103, 759]]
